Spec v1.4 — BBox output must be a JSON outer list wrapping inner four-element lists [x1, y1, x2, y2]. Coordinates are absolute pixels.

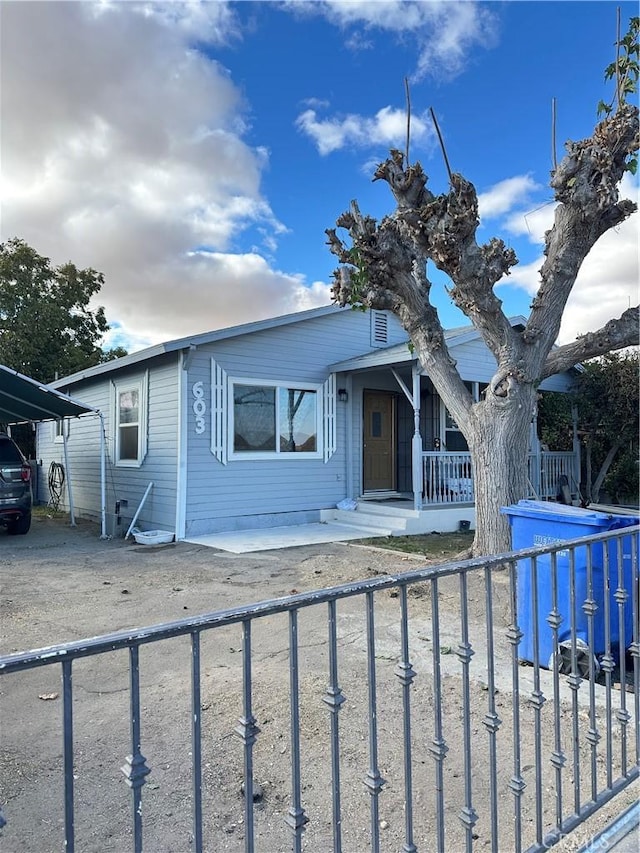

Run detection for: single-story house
[[37, 305, 579, 539]]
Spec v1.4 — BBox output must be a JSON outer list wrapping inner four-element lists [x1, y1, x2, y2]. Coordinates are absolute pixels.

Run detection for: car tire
[[8, 513, 31, 535]]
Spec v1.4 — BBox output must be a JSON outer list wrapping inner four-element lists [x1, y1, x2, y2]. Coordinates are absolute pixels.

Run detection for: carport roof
[[0, 364, 97, 425]]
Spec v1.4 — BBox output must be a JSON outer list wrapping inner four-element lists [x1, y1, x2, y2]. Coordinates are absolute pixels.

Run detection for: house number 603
[[192, 382, 206, 434]]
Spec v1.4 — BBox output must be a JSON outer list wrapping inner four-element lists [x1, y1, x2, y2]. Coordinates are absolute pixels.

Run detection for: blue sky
[[1, 1, 637, 353]]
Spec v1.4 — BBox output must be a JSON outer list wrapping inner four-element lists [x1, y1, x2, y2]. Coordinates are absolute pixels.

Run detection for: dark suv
[[0, 433, 32, 535]]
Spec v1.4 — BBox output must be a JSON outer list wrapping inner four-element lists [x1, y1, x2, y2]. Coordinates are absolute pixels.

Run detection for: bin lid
[[500, 499, 631, 525]]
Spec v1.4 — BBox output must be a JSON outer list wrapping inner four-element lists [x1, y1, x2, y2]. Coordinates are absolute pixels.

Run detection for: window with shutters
[[230, 380, 320, 459], [210, 361, 336, 463]]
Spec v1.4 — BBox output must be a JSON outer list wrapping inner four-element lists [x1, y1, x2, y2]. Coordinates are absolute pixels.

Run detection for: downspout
[[61, 425, 76, 527], [98, 411, 107, 539], [175, 346, 195, 540]]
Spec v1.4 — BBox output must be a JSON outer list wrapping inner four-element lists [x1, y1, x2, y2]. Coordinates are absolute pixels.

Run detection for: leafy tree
[[537, 392, 574, 453], [327, 17, 639, 554], [573, 352, 639, 504], [0, 238, 126, 383], [539, 352, 640, 504]]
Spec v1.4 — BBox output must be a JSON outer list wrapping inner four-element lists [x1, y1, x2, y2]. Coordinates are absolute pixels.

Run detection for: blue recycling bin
[[501, 500, 638, 668]]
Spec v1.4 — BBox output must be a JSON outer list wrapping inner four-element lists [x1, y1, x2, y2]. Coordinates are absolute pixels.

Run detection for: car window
[[0, 438, 23, 464]]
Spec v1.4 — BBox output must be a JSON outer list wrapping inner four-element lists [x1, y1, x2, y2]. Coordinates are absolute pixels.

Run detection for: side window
[[113, 375, 148, 466], [442, 381, 473, 451], [54, 419, 68, 443]]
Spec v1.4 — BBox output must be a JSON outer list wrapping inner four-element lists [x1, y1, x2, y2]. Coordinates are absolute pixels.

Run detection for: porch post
[[529, 404, 541, 499], [411, 366, 423, 511]]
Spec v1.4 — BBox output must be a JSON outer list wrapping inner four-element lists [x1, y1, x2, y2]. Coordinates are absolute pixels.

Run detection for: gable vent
[[371, 311, 388, 346]]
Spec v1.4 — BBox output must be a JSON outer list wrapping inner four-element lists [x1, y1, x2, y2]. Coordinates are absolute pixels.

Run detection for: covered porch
[[328, 331, 581, 532]]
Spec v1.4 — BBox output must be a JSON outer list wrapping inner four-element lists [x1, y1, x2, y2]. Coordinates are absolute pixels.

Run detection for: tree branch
[[540, 306, 639, 379], [527, 104, 639, 362]]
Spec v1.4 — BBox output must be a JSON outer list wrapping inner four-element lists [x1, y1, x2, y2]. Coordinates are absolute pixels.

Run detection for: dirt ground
[[0, 514, 637, 853]]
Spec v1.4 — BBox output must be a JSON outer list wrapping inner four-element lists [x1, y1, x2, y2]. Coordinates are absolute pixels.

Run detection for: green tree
[[0, 238, 125, 383], [537, 392, 574, 453], [539, 353, 640, 504], [574, 352, 639, 504], [327, 16, 639, 554]]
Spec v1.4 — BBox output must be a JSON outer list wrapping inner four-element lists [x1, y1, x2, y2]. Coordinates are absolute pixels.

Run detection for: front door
[[363, 391, 396, 492]]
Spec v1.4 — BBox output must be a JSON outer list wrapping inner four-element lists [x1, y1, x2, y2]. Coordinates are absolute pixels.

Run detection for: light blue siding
[[35, 305, 575, 539], [182, 309, 390, 535], [37, 355, 181, 536]]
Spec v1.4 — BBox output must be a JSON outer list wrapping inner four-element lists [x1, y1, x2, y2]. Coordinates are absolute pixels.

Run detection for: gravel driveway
[[0, 514, 637, 852]]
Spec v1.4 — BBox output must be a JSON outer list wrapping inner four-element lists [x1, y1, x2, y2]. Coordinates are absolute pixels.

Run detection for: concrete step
[[323, 508, 408, 535], [355, 500, 420, 519]]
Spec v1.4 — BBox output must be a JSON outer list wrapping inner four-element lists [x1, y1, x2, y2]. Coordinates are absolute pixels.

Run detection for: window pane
[[446, 431, 468, 451], [371, 411, 382, 438], [119, 390, 139, 425], [119, 425, 139, 460], [279, 389, 317, 452], [234, 385, 276, 451], [445, 408, 459, 430]]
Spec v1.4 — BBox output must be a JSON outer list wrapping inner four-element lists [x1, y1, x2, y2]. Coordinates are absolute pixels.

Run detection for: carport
[[0, 364, 106, 536]]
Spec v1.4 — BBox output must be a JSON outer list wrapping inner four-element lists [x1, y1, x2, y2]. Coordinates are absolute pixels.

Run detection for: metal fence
[[1, 527, 638, 852]]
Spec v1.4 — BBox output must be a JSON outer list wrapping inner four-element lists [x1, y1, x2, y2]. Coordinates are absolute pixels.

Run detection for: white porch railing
[[422, 451, 474, 505], [530, 451, 578, 500], [421, 450, 579, 507]]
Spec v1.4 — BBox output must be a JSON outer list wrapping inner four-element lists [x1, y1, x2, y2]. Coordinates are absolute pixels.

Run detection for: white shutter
[[323, 374, 336, 462], [211, 358, 228, 464]]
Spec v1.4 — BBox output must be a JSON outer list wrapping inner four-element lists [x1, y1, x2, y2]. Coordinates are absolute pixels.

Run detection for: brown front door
[[363, 391, 396, 492]]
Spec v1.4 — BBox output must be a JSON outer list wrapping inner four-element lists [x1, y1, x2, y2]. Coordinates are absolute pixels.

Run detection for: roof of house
[[49, 306, 545, 389], [329, 316, 529, 372], [50, 304, 340, 388]]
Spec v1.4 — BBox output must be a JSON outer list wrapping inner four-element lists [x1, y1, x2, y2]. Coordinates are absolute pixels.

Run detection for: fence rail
[[1, 527, 638, 852]]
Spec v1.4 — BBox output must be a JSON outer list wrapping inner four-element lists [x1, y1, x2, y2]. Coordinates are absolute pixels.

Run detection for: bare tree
[[327, 17, 639, 555]]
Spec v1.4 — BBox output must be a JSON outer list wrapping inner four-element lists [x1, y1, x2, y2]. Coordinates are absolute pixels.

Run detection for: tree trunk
[[466, 386, 536, 556], [584, 439, 594, 504], [590, 437, 623, 504]]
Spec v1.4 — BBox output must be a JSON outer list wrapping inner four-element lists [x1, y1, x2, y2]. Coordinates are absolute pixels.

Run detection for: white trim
[[370, 310, 389, 346], [111, 372, 148, 467], [228, 377, 323, 461]]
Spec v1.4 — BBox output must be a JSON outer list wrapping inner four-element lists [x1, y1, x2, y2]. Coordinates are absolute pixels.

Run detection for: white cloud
[[0, 1, 327, 350], [97, 252, 332, 347], [286, 0, 499, 80], [559, 211, 639, 344], [296, 106, 432, 155], [503, 200, 557, 244], [477, 175, 542, 220], [499, 175, 638, 344]]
